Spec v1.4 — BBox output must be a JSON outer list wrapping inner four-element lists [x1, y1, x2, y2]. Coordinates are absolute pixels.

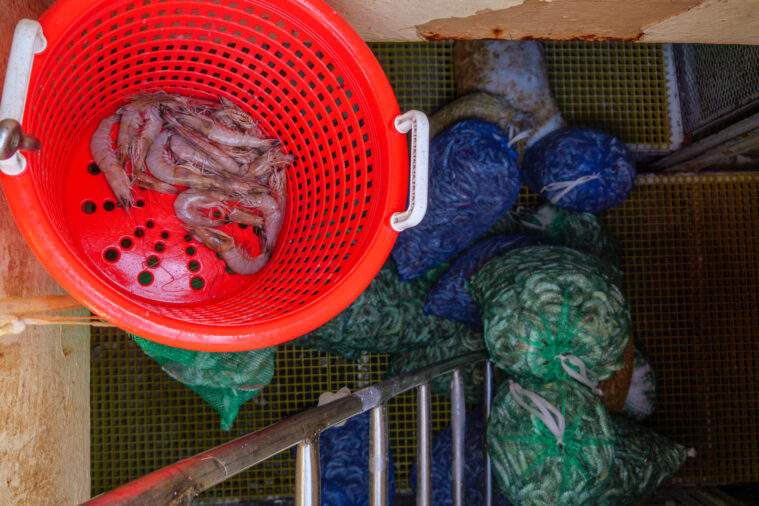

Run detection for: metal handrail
[[84, 350, 491, 506]]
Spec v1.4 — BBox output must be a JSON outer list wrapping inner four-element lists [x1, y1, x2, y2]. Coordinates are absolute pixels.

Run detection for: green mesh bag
[[132, 336, 275, 430], [599, 416, 692, 505], [471, 246, 630, 385], [291, 258, 454, 360], [386, 325, 488, 403], [489, 203, 622, 283], [487, 380, 617, 505]]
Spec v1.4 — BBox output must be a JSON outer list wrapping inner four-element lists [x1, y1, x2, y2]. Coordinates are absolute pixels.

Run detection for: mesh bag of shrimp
[[292, 258, 458, 360], [410, 407, 511, 506], [386, 323, 488, 403], [132, 336, 275, 430], [470, 246, 630, 386], [423, 233, 545, 328], [391, 119, 521, 281], [487, 380, 617, 505], [599, 416, 692, 505]]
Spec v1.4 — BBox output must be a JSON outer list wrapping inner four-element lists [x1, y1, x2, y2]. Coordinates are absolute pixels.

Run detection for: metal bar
[[369, 404, 389, 506], [662, 128, 759, 172], [84, 351, 488, 505], [295, 438, 320, 506], [483, 361, 493, 506], [451, 369, 465, 506], [650, 110, 759, 169], [416, 383, 432, 506]]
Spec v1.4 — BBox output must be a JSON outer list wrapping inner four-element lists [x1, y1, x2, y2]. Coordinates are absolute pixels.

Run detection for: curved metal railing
[[84, 351, 493, 506]]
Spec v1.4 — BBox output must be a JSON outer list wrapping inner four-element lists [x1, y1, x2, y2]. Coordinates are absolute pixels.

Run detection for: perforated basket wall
[[2, 0, 407, 351], [91, 42, 759, 500]]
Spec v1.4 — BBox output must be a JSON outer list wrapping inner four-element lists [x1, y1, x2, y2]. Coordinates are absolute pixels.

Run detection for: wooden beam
[[0, 1, 91, 504], [324, 0, 759, 44]]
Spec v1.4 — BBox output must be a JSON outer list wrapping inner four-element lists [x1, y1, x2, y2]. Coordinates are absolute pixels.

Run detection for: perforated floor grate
[[91, 42, 759, 499]]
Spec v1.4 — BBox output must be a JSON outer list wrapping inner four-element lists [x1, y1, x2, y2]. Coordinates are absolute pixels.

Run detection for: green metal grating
[[92, 42, 759, 500]]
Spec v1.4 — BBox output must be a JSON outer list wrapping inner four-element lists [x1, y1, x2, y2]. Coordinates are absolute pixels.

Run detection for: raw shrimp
[[186, 226, 270, 275], [172, 111, 277, 149], [116, 106, 141, 164], [169, 134, 230, 175], [174, 189, 265, 228], [265, 168, 287, 250], [163, 112, 244, 176], [129, 105, 162, 174], [244, 147, 296, 180], [241, 168, 286, 251], [90, 114, 133, 211], [134, 172, 179, 194], [146, 131, 266, 195], [218, 97, 264, 136]]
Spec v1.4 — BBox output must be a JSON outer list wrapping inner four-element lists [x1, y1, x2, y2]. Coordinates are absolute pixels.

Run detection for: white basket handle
[[0, 19, 46, 176], [391, 110, 429, 232]]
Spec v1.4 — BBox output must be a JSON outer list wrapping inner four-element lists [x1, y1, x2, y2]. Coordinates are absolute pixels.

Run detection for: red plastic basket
[[0, 0, 423, 351]]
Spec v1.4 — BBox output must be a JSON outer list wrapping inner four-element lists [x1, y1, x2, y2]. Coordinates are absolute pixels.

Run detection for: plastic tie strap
[[556, 353, 603, 396], [541, 173, 602, 204], [509, 380, 566, 447]]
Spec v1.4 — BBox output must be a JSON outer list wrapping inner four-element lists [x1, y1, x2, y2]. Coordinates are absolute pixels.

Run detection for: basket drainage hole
[[136, 199, 145, 208], [188, 260, 200, 272], [147, 256, 160, 267], [154, 242, 165, 252], [186, 246, 196, 256], [87, 163, 101, 175], [184, 234, 192, 242], [82, 201, 96, 214], [120, 238, 133, 249], [103, 201, 115, 211], [103, 248, 119, 262], [146, 220, 155, 228], [135, 227, 145, 238], [161, 231, 170, 239], [138, 271, 154, 286], [190, 276, 204, 290]]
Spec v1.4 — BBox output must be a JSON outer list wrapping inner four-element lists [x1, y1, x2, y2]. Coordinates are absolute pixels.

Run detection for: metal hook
[[0, 118, 41, 160]]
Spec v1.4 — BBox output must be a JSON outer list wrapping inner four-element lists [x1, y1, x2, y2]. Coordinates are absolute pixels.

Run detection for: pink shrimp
[[134, 172, 179, 194], [129, 105, 162, 174], [186, 226, 270, 275], [241, 168, 286, 251], [169, 134, 229, 175], [174, 189, 265, 228], [146, 131, 265, 195], [243, 147, 296, 180], [90, 114, 133, 211], [116, 106, 141, 164], [163, 112, 244, 176], [171, 111, 277, 149]]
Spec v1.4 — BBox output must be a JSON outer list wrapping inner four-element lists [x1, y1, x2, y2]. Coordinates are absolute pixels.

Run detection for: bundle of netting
[[521, 127, 635, 213], [600, 416, 692, 505], [133, 336, 275, 430], [516, 203, 622, 273], [487, 380, 616, 505], [386, 324, 487, 403], [471, 246, 630, 386], [292, 258, 460, 360], [410, 407, 511, 506], [424, 233, 545, 328]]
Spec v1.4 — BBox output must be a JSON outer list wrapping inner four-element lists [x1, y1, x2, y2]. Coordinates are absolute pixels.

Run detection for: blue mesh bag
[[522, 127, 635, 213], [318, 412, 395, 506], [410, 407, 510, 506], [392, 119, 521, 281], [424, 233, 544, 328]]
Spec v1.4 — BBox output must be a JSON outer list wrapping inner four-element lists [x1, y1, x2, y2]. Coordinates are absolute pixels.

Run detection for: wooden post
[[0, 1, 91, 504]]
